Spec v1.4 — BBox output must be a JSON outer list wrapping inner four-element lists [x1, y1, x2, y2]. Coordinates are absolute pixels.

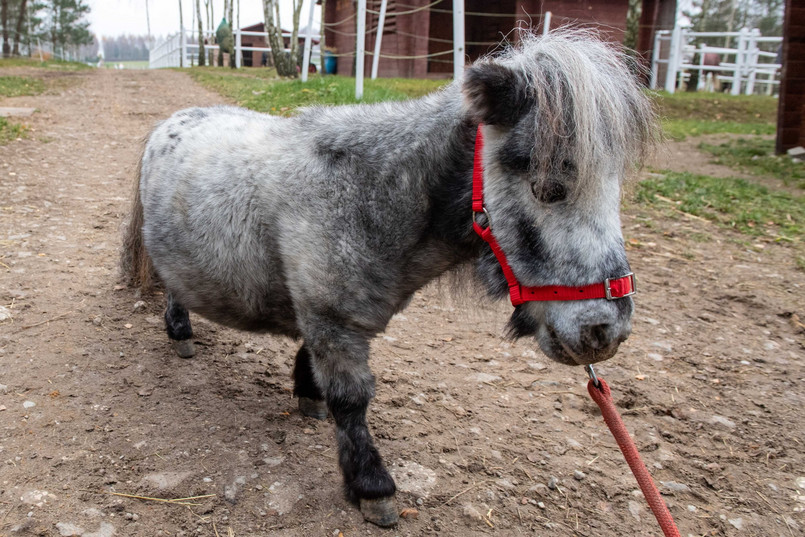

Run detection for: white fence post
[[731, 28, 748, 95], [235, 28, 242, 68], [650, 30, 663, 89], [371, 0, 388, 79], [664, 25, 682, 93], [745, 28, 761, 95], [453, 0, 465, 80], [356, 0, 366, 99], [301, 0, 316, 82], [542, 11, 551, 35], [179, 26, 186, 68]]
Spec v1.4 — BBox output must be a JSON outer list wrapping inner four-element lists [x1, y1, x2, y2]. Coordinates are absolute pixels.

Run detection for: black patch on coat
[[512, 214, 549, 274], [463, 63, 534, 127], [505, 305, 539, 339]]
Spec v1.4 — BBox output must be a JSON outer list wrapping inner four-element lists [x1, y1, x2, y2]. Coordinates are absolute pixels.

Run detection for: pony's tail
[[120, 148, 156, 292]]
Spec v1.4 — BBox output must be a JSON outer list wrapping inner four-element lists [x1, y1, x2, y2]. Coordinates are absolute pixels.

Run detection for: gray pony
[[122, 30, 656, 526]]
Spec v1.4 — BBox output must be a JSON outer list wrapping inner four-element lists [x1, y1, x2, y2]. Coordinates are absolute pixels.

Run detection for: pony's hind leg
[[165, 293, 195, 358], [305, 320, 398, 527], [292, 345, 328, 420]]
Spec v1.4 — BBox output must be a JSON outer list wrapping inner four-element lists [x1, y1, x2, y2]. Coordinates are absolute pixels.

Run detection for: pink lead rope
[[472, 123, 681, 535]]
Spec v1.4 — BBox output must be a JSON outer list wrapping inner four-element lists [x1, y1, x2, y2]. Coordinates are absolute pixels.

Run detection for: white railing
[[651, 26, 782, 95], [149, 27, 321, 75]]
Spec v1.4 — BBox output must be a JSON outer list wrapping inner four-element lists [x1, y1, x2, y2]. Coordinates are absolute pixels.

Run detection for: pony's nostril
[[586, 324, 611, 350]]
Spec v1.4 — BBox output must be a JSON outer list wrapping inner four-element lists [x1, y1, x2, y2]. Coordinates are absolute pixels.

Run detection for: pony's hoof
[[172, 339, 196, 358], [360, 497, 399, 527], [298, 397, 328, 420]]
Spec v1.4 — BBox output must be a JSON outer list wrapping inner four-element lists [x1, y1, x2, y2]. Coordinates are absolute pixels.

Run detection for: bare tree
[[145, 0, 151, 45], [2, 0, 9, 57], [11, 0, 28, 56], [228, 0, 235, 67], [195, 0, 204, 66], [262, 0, 303, 77], [177, 0, 183, 67]]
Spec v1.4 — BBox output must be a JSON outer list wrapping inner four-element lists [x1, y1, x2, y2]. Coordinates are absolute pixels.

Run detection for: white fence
[[149, 28, 321, 77], [651, 26, 782, 95]]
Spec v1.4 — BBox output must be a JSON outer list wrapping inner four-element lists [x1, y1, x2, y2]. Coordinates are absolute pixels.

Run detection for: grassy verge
[[698, 137, 805, 189], [636, 171, 803, 242], [0, 117, 28, 144], [661, 119, 774, 141], [0, 57, 91, 70], [651, 91, 777, 140], [186, 69, 449, 114], [0, 75, 46, 97]]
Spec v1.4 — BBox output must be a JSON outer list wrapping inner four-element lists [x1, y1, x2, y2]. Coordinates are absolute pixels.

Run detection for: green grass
[[652, 91, 777, 122], [651, 91, 778, 140], [636, 171, 804, 241], [699, 137, 805, 189], [0, 75, 46, 97], [661, 119, 775, 141], [186, 68, 449, 114], [0, 57, 91, 70], [0, 117, 28, 144]]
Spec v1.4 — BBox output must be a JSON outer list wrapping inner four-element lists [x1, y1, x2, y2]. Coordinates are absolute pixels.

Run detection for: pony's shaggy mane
[[494, 29, 658, 198]]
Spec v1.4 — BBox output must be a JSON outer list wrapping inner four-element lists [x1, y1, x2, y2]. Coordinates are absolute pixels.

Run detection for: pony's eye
[[560, 160, 575, 174], [532, 180, 567, 204]]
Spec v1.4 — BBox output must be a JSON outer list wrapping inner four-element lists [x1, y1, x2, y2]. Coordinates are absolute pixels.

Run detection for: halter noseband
[[471, 124, 636, 307]]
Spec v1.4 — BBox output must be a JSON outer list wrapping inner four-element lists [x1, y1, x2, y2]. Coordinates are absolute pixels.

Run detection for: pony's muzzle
[[537, 297, 633, 365]]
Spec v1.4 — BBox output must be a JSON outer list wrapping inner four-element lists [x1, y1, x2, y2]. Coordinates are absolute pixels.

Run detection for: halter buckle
[[605, 273, 637, 300]]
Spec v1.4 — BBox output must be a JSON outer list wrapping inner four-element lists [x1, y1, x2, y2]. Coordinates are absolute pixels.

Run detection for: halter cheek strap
[[471, 124, 636, 307]]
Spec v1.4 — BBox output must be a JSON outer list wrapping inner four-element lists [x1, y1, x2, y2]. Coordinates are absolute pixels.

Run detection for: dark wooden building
[[777, 0, 805, 152], [238, 22, 319, 68], [324, 0, 676, 78]]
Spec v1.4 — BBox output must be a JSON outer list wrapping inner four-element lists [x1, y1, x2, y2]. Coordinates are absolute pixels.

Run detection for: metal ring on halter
[[473, 207, 492, 229], [585, 364, 601, 390]]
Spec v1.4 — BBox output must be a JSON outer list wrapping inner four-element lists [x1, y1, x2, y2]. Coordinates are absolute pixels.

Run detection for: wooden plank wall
[[777, 0, 805, 152]]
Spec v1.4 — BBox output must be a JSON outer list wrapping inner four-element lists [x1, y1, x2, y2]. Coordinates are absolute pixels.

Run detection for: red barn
[[324, 0, 676, 78]]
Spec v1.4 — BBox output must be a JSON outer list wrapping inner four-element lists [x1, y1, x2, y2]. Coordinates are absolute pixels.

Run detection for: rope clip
[[585, 364, 602, 391]]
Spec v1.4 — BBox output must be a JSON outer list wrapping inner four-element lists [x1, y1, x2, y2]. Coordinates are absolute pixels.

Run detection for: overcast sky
[[86, 0, 320, 38]]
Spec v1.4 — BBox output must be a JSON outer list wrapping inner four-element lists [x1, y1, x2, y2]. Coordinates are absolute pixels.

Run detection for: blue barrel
[[324, 51, 337, 75]]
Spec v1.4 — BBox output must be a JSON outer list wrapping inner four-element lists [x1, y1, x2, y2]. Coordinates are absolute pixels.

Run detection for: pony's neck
[[414, 89, 480, 257]]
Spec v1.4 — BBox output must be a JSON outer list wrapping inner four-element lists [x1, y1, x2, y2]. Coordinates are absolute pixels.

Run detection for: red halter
[[471, 124, 636, 307]]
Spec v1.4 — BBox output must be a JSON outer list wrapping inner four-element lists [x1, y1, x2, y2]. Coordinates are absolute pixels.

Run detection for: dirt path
[[1, 68, 804, 537]]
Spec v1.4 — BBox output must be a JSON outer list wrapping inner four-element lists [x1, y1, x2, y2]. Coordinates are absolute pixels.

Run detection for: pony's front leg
[[305, 323, 398, 526]]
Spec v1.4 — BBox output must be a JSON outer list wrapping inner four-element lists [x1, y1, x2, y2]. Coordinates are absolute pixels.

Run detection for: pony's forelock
[[492, 28, 659, 197]]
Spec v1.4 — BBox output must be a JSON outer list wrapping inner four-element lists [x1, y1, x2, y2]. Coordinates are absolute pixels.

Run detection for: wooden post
[[453, 0, 465, 80], [542, 11, 551, 36], [371, 0, 388, 79], [301, 0, 316, 82]]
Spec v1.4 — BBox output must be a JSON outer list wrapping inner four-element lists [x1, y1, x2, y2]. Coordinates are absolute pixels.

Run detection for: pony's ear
[[462, 63, 530, 127]]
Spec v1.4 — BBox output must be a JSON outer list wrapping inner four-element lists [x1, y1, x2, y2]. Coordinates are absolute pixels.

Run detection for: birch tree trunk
[[262, 0, 295, 76], [196, 0, 205, 66]]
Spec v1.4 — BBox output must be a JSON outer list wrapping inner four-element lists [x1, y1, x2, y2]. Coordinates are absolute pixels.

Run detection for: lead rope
[[585, 365, 682, 537]]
